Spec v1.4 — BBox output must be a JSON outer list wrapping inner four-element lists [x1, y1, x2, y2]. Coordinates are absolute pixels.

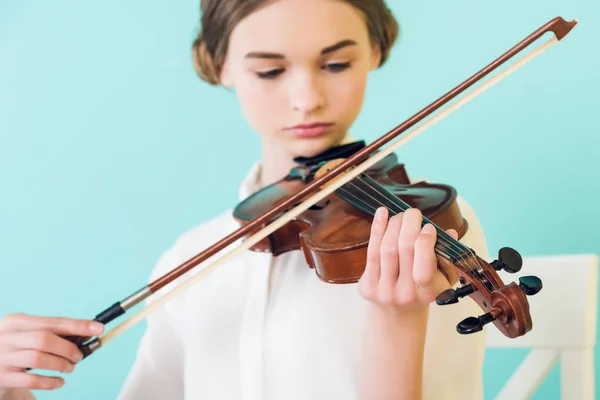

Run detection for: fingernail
[[422, 223, 435, 233], [90, 321, 104, 334], [375, 207, 386, 221]]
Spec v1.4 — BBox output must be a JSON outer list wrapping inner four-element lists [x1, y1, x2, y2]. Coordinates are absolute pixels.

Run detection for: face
[[219, 0, 381, 159]]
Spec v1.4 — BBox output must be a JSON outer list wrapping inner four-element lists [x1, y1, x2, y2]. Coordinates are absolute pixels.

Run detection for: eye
[[323, 62, 352, 72], [256, 68, 285, 79]]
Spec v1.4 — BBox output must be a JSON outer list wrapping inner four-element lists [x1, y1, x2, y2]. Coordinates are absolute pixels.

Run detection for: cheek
[[235, 79, 283, 134], [328, 69, 368, 122]]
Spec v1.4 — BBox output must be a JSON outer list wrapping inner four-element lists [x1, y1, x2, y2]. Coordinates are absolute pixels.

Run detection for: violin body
[[233, 151, 468, 284]]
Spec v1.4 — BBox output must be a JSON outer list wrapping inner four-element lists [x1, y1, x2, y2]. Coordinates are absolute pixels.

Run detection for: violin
[[51, 16, 577, 361], [233, 140, 470, 285]]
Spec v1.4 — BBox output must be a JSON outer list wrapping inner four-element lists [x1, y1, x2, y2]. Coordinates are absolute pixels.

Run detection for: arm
[[360, 304, 429, 400], [358, 206, 467, 400], [116, 245, 187, 400], [117, 216, 227, 399], [116, 312, 184, 400], [359, 197, 489, 400]]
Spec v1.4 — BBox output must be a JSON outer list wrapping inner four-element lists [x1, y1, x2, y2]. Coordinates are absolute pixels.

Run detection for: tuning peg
[[519, 275, 543, 295], [436, 284, 475, 305], [457, 312, 496, 334], [490, 247, 522, 274]]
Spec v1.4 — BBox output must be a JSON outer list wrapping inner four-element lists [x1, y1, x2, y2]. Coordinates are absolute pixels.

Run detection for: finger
[[378, 212, 404, 288], [0, 314, 103, 337], [446, 228, 458, 240], [0, 331, 85, 364], [437, 255, 459, 286], [0, 350, 75, 373], [412, 223, 444, 292], [396, 208, 424, 289], [363, 207, 389, 284], [0, 370, 64, 390], [438, 228, 460, 284]]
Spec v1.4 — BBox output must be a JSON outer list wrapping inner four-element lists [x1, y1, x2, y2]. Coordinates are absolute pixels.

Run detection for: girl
[[0, 0, 490, 399]]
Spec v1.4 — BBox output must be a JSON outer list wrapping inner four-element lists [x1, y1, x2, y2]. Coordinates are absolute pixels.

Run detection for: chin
[[284, 132, 346, 159]]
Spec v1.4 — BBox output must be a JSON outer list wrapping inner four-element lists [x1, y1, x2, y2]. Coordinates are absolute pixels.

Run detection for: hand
[[358, 207, 459, 313], [0, 313, 104, 391]]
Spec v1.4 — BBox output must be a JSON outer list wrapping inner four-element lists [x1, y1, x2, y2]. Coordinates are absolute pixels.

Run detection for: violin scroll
[[436, 247, 543, 338]]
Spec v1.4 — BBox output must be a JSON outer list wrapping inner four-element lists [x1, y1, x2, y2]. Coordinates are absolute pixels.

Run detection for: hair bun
[[192, 33, 220, 85]]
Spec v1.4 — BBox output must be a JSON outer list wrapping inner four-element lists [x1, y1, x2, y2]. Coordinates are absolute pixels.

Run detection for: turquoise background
[[0, 0, 597, 398]]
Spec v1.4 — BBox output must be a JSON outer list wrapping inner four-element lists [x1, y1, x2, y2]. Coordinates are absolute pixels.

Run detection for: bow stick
[[71, 16, 577, 359]]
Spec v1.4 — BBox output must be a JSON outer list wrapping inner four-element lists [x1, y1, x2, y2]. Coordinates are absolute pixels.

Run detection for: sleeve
[[116, 244, 187, 400], [422, 195, 491, 400]]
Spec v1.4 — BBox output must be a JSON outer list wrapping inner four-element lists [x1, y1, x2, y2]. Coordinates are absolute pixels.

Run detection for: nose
[[288, 70, 325, 115]]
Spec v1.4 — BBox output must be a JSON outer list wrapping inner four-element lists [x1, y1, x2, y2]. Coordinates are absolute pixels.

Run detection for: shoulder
[[139, 208, 241, 338], [147, 209, 239, 293]]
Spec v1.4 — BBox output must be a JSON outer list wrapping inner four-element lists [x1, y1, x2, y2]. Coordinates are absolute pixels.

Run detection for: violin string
[[351, 175, 468, 256], [337, 182, 461, 259], [339, 180, 492, 292], [332, 180, 455, 260], [348, 175, 495, 291], [348, 175, 494, 291], [345, 176, 465, 259], [336, 175, 495, 292], [335, 181, 462, 263], [335, 185, 456, 263]]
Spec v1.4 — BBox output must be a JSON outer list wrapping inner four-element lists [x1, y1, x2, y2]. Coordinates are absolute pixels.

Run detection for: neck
[[258, 140, 299, 189]]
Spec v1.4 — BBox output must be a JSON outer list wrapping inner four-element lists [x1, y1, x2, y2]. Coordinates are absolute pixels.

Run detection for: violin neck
[[334, 173, 471, 263]]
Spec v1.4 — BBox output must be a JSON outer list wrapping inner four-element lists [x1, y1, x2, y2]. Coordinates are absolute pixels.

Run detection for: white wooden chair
[[485, 253, 598, 399]]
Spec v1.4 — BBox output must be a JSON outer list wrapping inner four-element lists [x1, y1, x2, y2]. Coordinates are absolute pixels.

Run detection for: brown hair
[[191, 0, 399, 85]]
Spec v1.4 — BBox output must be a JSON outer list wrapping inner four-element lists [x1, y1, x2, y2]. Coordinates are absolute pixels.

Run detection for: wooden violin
[[51, 16, 576, 361], [233, 141, 469, 285]]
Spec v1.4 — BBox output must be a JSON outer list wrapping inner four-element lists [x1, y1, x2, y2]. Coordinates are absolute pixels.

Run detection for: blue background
[[1, 0, 598, 398]]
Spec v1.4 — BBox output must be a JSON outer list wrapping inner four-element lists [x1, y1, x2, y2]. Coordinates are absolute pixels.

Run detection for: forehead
[[227, 0, 370, 57]]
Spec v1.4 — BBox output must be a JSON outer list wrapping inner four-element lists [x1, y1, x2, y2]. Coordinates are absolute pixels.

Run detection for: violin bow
[[75, 16, 577, 358]]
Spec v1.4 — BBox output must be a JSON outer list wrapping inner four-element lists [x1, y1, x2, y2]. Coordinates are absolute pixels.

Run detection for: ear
[[369, 43, 382, 70], [219, 56, 234, 87]]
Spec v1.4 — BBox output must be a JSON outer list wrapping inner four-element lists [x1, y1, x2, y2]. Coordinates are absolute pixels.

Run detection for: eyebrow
[[244, 39, 357, 59]]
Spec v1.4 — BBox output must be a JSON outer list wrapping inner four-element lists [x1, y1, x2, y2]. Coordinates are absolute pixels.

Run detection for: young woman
[[0, 0, 490, 399]]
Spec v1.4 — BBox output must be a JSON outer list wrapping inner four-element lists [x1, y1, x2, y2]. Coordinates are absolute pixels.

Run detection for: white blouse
[[116, 161, 491, 400]]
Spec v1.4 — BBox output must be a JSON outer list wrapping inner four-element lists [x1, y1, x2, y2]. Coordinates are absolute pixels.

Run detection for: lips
[[284, 122, 335, 138]]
